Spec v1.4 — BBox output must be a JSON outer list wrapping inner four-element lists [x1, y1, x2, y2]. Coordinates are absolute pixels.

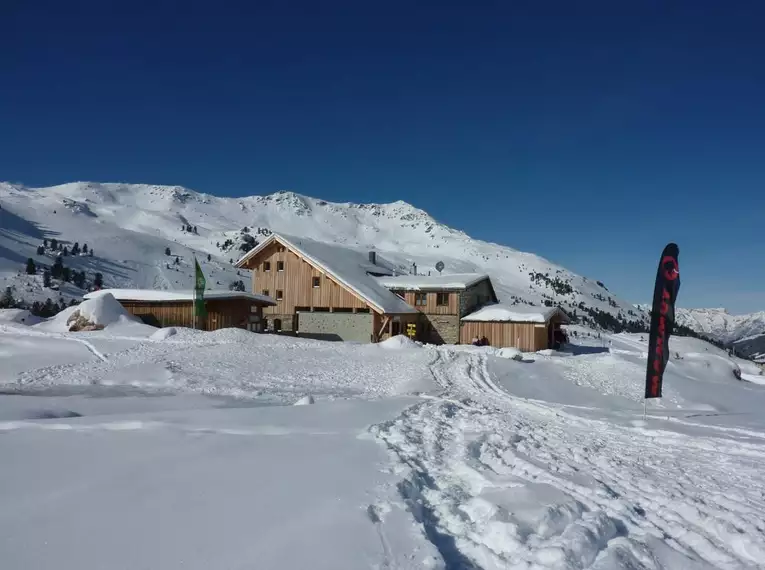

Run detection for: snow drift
[[378, 335, 422, 350], [0, 309, 42, 326], [39, 293, 142, 332], [150, 327, 178, 341]]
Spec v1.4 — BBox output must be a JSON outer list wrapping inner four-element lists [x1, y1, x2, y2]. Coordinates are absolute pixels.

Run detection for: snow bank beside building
[[35, 293, 143, 333], [378, 335, 422, 350]]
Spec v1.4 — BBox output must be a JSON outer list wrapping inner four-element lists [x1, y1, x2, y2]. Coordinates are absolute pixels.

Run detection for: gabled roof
[[461, 304, 570, 324], [236, 233, 417, 314], [376, 273, 490, 291], [84, 289, 276, 305]]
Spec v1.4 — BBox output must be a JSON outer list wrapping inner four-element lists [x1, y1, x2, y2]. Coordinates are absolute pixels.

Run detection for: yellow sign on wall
[[406, 323, 417, 338]]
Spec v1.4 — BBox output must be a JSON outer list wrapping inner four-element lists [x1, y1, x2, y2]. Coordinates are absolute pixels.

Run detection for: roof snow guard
[[84, 289, 276, 305], [376, 273, 490, 290], [461, 304, 570, 324], [236, 233, 417, 314]]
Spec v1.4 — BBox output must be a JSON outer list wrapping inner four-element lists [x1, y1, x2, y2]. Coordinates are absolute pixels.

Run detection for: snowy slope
[[1, 181, 645, 327], [2, 315, 765, 569]]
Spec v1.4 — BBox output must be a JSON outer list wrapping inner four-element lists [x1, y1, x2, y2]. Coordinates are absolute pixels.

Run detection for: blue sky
[[2, 1, 763, 313]]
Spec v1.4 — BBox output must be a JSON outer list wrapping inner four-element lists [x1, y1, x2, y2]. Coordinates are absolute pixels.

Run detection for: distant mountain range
[[674, 307, 765, 344], [674, 308, 765, 362]]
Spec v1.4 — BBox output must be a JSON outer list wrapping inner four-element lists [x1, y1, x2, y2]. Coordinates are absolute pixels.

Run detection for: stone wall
[[460, 279, 495, 317], [263, 313, 296, 332], [422, 314, 460, 345], [296, 312, 373, 343]]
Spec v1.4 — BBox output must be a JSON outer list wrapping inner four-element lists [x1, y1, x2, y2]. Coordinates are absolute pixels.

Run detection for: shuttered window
[[436, 292, 449, 306], [415, 293, 427, 306]]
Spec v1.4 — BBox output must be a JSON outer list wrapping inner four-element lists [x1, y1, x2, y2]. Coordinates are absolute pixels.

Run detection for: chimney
[[412, 262, 417, 275], [368, 251, 376, 265]]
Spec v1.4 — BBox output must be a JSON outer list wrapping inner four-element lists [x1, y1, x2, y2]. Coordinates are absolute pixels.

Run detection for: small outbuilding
[[83, 289, 276, 331], [459, 304, 570, 351]]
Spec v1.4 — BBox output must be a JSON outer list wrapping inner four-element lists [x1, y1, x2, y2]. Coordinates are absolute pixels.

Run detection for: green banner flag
[[194, 256, 207, 318]]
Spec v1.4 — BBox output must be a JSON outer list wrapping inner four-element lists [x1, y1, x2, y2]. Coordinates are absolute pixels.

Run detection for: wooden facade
[[238, 236, 417, 342], [249, 242, 368, 315], [119, 298, 266, 331], [460, 321, 547, 351], [390, 290, 458, 315], [459, 310, 569, 351]]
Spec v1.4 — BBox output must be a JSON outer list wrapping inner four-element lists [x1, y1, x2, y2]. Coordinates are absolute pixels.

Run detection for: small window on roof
[[276, 290, 283, 301], [277, 245, 286, 253], [312, 276, 320, 288], [436, 292, 449, 306], [277, 261, 284, 272], [263, 261, 271, 272], [415, 292, 427, 306]]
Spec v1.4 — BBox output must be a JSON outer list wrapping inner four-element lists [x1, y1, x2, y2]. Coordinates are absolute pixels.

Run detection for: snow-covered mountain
[[675, 307, 765, 344], [0, 181, 646, 328]]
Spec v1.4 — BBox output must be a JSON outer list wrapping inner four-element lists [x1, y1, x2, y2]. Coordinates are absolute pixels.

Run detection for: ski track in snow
[[371, 349, 765, 570]]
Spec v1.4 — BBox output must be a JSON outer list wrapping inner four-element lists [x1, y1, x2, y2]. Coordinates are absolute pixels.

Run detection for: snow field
[[1, 317, 765, 569]]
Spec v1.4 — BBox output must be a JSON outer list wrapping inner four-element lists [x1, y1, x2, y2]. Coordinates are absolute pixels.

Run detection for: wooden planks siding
[[121, 301, 195, 328], [248, 241, 369, 315], [459, 321, 547, 351], [392, 290, 457, 315], [119, 299, 261, 331]]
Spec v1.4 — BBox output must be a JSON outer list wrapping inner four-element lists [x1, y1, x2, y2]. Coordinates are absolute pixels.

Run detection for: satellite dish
[[435, 261, 445, 274]]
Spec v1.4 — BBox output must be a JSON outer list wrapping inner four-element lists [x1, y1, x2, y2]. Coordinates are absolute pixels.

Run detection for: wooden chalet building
[[375, 274, 498, 344], [460, 304, 570, 351], [235, 233, 419, 342], [236, 233, 569, 350], [84, 289, 276, 331]]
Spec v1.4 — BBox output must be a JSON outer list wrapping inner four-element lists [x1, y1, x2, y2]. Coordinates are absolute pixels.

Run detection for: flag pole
[[643, 399, 647, 421], [193, 288, 196, 330]]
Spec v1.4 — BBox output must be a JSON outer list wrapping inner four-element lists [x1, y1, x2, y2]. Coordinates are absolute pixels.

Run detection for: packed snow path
[[372, 349, 765, 569]]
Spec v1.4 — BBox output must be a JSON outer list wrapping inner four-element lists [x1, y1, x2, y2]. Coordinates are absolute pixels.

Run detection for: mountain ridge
[[2, 181, 646, 331]]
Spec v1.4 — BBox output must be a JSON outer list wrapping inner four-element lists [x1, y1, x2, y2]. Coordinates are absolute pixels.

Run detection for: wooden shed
[[459, 304, 570, 351], [83, 289, 276, 331]]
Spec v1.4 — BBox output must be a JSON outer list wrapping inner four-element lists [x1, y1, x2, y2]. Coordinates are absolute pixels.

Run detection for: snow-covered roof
[[84, 289, 276, 305], [376, 273, 490, 290], [461, 303, 569, 323], [236, 234, 417, 314]]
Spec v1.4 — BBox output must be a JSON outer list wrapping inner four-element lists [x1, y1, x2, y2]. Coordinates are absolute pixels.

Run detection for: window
[[263, 261, 271, 272], [295, 306, 310, 312], [277, 261, 284, 272], [436, 292, 449, 306], [312, 276, 320, 288], [274, 318, 282, 332], [276, 290, 283, 301], [356, 308, 370, 313], [313, 307, 330, 312], [262, 289, 269, 297], [333, 307, 353, 313], [415, 292, 427, 306], [277, 245, 286, 253]]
